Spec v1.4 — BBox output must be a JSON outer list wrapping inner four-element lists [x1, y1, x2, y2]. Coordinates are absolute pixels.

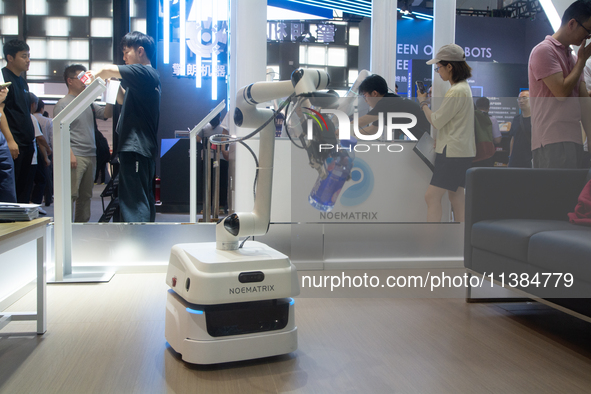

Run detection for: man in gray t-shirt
[[54, 64, 112, 222]]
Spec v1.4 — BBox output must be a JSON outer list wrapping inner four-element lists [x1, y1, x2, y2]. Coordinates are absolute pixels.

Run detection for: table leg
[[37, 234, 46, 334]]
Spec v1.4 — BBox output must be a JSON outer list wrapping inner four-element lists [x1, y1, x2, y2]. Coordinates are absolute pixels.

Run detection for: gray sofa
[[464, 168, 591, 318]]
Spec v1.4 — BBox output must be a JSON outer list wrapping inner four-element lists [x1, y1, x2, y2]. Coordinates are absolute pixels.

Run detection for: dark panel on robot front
[[205, 299, 290, 337]]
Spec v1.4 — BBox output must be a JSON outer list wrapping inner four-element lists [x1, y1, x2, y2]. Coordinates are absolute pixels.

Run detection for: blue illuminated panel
[[161, 0, 227, 98], [163, 0, 170, 64]]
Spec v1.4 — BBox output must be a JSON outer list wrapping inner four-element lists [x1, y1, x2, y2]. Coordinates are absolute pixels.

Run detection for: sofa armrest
[[464, 168, 588, 268]]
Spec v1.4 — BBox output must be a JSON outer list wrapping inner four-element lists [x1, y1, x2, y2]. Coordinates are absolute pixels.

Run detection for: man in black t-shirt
[[355, 74, 429, 141], [86, 31, 161, 222], [0, 85, 17, 202], [2, 40, 36, 202]]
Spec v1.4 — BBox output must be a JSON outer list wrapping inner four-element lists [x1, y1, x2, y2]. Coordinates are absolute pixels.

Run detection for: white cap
[[426, 44, 466, 65]]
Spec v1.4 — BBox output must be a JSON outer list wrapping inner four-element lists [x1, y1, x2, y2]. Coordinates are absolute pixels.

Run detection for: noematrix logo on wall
[[340, 158, 374, 207], [302, 107, 375, 207]]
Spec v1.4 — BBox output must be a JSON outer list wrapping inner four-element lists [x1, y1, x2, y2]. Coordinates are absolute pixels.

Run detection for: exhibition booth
[[0, 0, 553, 313], [8, 0, 591, 390], [6, 0, 591, 391]]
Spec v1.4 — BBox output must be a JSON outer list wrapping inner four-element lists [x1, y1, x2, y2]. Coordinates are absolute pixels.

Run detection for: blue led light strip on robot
[[185, 299, 294, 314], [186, 307, 204, 315]]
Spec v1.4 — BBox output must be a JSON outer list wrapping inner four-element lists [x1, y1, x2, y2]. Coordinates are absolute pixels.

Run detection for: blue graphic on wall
[[340, 158, 374, 207], [160, 0, 228, 99]]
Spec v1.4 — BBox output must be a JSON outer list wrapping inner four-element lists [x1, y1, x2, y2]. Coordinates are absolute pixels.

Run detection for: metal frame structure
[[501, 0, 543, 19], [423, 0, 545, 20], [52, 78, 115, 283], [188, 100, 226, 223]]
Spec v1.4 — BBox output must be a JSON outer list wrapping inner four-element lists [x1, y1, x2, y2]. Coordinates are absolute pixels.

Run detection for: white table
[[0, 218, 50, 334]]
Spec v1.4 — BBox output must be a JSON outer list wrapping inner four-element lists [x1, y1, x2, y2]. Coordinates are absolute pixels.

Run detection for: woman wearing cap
[[417, 44, 476, 222]]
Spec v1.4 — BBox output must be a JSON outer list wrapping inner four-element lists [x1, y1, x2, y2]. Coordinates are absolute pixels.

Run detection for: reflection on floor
[[1, 273, 591, 393], [43, 184, 211, 223]]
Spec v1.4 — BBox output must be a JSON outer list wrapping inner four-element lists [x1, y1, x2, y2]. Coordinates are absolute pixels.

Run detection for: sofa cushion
[[528, 229, 591, 283], [471, 219, 580, 262]]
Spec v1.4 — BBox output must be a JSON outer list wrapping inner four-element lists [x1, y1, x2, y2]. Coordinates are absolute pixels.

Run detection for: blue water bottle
[[309, 139, 356, 212]]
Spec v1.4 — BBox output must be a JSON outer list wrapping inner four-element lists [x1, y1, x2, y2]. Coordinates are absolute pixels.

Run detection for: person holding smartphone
[[356, 74, 429, 140], [0, 84, 17, 202], [417, 44, 476, 222]]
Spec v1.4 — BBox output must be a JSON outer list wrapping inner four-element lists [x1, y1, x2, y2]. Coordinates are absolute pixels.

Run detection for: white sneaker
[[38, 207, 47, 215]]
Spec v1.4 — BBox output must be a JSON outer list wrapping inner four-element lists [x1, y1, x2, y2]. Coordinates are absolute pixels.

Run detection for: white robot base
[[165, 241, 300, 365], [165, 290, 297, 365]]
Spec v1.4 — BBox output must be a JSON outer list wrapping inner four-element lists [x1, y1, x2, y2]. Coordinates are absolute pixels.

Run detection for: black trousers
[[118, 152, 156, 222], [0, 140, 16, 202], [14, 144, 35, 203], [30, 161, 47, 204]]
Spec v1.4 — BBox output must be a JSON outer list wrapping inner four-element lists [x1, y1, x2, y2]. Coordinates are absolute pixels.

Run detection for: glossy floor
[[42, 184, 196, 224], [1, 273, 591, 393]]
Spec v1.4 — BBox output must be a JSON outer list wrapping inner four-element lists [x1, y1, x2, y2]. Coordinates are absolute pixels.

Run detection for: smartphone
[[416, 81, 426, 94], [0, 82, 12, 89]]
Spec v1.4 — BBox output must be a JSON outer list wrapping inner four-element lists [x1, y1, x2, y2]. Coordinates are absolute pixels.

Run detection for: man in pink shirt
[[529, 0, 591, 168]]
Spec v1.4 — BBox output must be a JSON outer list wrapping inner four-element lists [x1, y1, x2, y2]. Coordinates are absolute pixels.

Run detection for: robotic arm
[[291, 69, 372, 181], [216, 69, 330, 250]]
